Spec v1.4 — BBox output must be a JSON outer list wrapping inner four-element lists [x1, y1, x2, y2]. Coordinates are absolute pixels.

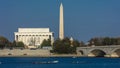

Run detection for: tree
[[53, 37, 78, 54], [102, 37, 118, 45], [53, 38, 71, 54], [89, 37, 103, 46], [88, 37, 119, 46], [110, 38, 117, 45], [117, 38, 120, 45], [102, 37, 111, 45], [0, 36, 9, 48], [72, 40, 80, 47], [70, 40, 80, 53], [11, 40, 17, 47], [79, 41, 85, 47], [40, 39, 51, 48], [16, 42, 24, 47]]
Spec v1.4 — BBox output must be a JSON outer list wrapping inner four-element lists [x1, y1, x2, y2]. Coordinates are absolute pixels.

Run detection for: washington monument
[[59, 3, 64, 40]]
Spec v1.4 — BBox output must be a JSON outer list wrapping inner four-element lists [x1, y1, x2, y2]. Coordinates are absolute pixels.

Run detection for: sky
[[0, 0, 120, 42]]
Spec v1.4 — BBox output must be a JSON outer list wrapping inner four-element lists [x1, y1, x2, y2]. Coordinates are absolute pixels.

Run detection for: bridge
[[76, 45, 120, 57]]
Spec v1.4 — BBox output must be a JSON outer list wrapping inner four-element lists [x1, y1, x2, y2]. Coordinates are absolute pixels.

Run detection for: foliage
[[102, 37, 117, 45], [88, 37, 120, 46], [16, 41, 25, 47], [40, 39, 51, 48], [89, 37, 103, 46], [53, 37, 79, 54], [0, 36, 9, 48], [73, 40, 80, 47], [12, 41, 16, 47], [79, 41, 85, 47]]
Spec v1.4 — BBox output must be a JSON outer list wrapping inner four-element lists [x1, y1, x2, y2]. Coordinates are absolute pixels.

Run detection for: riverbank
[[0, 49, 118, 58], [0, 49, 79, 57], [0, 55, 80, 58]]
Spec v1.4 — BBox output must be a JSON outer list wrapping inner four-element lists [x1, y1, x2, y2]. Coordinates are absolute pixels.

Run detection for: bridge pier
[[104, 54, 111, 57], [110, 53, 119, 57], [88, 53, 96, 57]]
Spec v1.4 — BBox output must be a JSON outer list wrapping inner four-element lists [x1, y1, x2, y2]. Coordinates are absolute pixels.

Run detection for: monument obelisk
[[59, 3, 64, 40]]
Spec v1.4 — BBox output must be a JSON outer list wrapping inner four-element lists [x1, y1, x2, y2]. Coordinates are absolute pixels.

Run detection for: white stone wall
[[0, 49, 50, 56]]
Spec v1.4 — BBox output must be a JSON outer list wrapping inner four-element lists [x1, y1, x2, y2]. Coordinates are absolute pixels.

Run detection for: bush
[[0, 36, 9, 48], [41, 39, 51, 48], [53, 37, 77, 54], [16, 42, 24, 47]]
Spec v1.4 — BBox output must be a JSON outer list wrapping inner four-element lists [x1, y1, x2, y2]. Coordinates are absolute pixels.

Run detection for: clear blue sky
[[0, 0, 120, 42]]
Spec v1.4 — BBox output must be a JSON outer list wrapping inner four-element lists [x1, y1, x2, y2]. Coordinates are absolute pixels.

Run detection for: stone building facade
[[14, 28, 54, 48]]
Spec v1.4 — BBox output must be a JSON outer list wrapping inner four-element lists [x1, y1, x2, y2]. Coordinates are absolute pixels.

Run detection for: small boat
[[32, 60, 59, 64], [72, 56, 76, 58], [50, 60, 59, 64], [32, 61, 47, 64], [72, 61, 87, 64]]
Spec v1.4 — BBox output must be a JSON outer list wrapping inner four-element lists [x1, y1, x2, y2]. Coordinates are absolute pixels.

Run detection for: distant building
[[14, 28, 54, 48]]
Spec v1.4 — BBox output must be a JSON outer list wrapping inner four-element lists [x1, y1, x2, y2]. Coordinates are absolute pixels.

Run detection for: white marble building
[[14, 28, 54, 48]]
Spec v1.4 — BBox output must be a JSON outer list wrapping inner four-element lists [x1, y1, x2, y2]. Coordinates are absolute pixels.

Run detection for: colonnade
[[15, 33, 53, 48]]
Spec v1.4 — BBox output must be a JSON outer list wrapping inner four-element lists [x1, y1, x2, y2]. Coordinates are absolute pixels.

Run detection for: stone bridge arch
[[111, 48, 120, 57], [88, 49, 107, 57], [77, 50, 84, 56]]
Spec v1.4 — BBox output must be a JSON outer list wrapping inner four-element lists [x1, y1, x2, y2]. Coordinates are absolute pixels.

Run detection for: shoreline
[[0, 54, 119, 58], [0, 55, 119, 58], [0, 49, 119, 58], [0, 55, 117, 58], [0, 49, 81, 58], [0, 54, 80, 58]]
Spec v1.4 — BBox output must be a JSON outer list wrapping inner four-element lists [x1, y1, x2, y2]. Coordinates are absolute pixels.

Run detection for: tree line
[[1, 35, 120, 54], [88, 37, 120, 46], [0, 36, 24, 49]]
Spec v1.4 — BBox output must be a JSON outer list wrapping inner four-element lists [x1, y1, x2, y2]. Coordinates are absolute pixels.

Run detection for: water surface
[[0, 57, 120, 68]]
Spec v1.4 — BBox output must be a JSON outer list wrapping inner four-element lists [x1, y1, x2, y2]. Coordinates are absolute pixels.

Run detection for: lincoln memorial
[[14, 28, 54, 48]]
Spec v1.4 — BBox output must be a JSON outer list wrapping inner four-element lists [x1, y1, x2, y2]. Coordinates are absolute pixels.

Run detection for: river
[[0, 57, 120, 68]]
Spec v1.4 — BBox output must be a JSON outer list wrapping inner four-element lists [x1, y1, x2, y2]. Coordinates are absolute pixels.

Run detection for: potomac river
[[0, 49, 120, 68], [0, 57, 120, 68]]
